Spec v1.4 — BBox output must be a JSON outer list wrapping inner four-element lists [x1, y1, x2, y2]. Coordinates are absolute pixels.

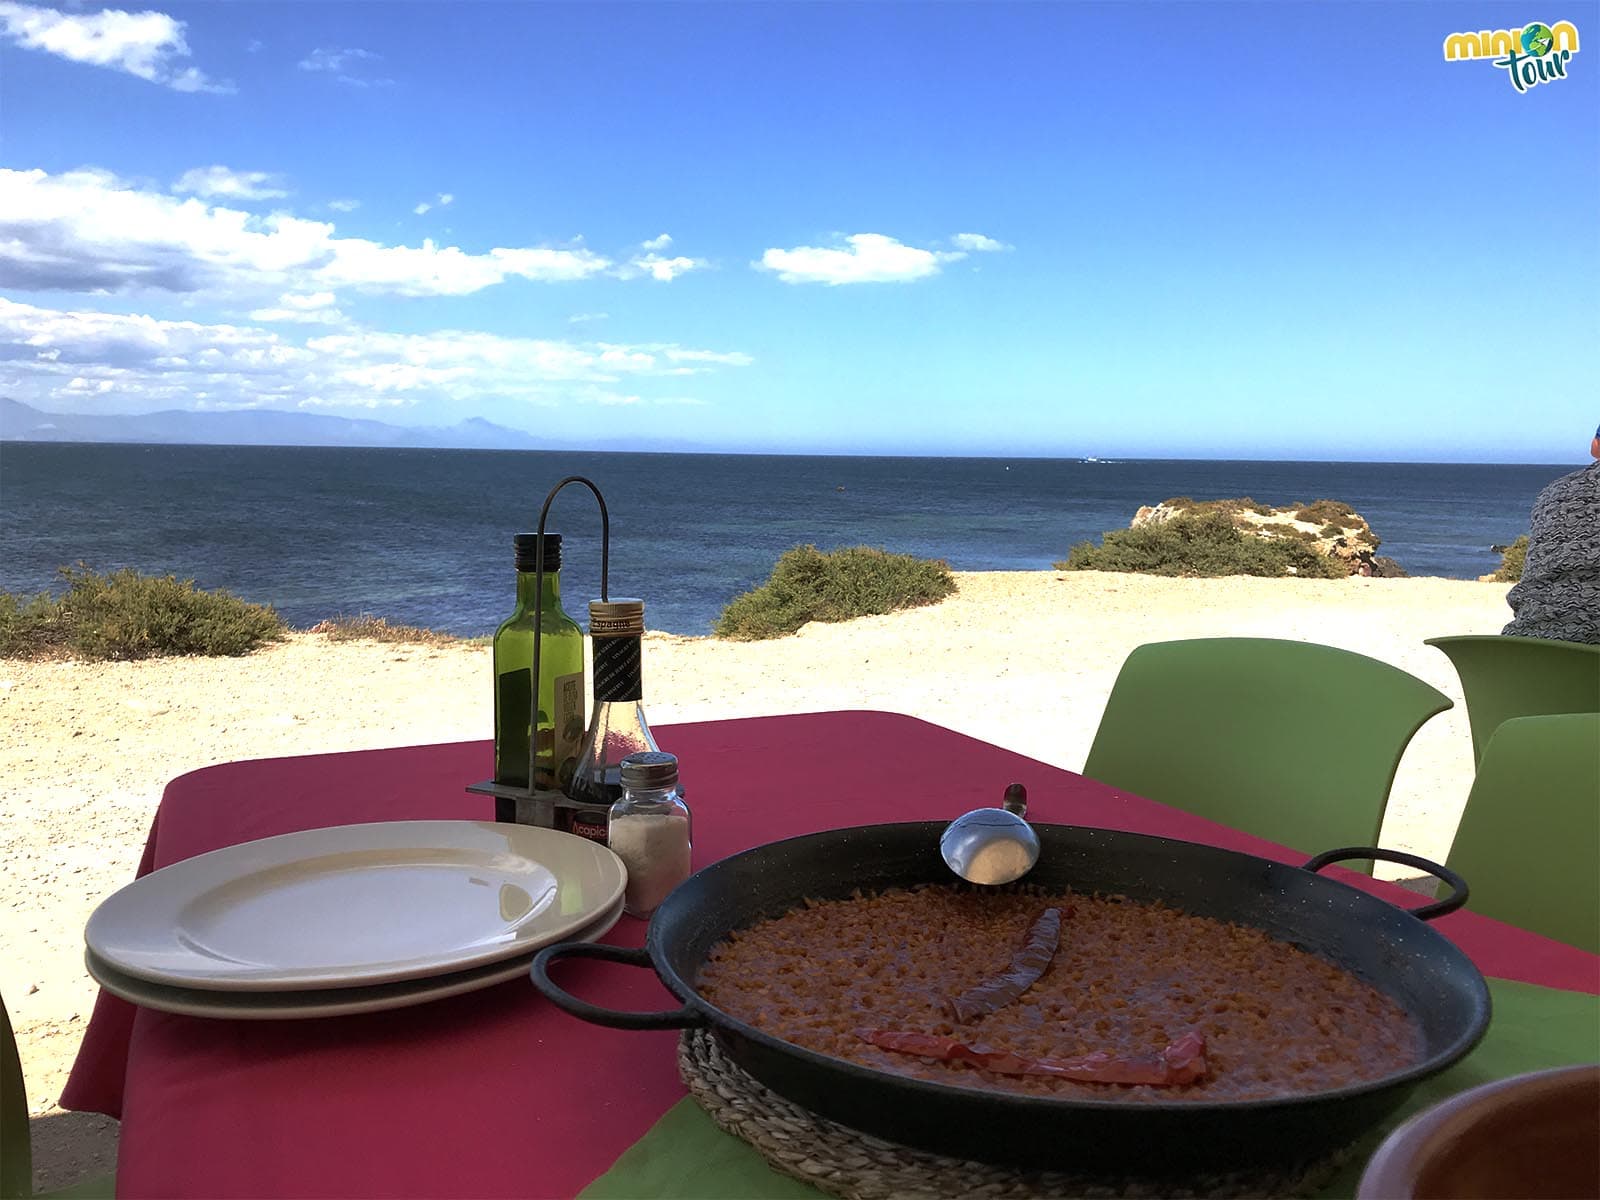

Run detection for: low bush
[[1491, 535, 1528, 582], [1294, 499, 1356, 526], [0, 565, 285, 660], [1056, 513, 1347, 579], [715, 545, 956, 640], [1261, 525, 1318, 543], [309, 614, 460, 646], [1162, 496, 1275, 517], [0, 589, 66, 658]]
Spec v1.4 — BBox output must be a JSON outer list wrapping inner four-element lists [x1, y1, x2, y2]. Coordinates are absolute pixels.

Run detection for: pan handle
[[1301, 847, 1468, 922], [530, 942, 708, 1030]]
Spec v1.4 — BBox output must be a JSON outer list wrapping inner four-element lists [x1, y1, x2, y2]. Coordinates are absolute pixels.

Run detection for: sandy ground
[[0, 570, 1512, 1189]]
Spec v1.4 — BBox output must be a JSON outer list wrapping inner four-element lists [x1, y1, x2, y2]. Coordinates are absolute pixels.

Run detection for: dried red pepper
[[947, 906, 1063, 1023], [859, 1028, 1209, 1087]]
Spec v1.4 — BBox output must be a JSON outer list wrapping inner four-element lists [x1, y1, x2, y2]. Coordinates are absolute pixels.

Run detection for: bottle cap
[[513, 533, 562, 573], [621, 751, 678, 790], [589, 598, 645, 637]]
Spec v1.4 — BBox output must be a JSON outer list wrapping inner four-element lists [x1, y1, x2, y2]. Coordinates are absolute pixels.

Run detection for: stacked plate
[[84, 820, 627, 1019]]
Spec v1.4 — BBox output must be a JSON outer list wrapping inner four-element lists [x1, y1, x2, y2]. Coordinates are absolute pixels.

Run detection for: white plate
[[85, 898, 624, 1020], [86, 820, 627, 991]]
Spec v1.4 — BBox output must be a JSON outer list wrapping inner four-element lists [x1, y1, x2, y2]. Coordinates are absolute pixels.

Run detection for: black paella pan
[[532, 822, 1490, 1175]]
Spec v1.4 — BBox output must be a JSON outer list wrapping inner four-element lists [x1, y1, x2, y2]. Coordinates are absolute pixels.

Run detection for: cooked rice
[[696, 886, 1423, 1102]]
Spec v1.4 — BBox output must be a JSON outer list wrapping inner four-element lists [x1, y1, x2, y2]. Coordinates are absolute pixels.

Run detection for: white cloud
[[174, 165, 288, 201], [0, 2, 231, 91], [641, 233, 672, 251], [655, 347, 753, 367], [298, 46, 374, 72], [327, 198, 360, 212], [298, 45, 390, 87], [414, 192, 453, 216], [249, 290, 346, 325], [413, 201, 431, 216], [0, 296, 751, 413], [438, 193, 454, 207], [951, 232, 1011, 253], [568, 312, 608, 324], [627, 253, 705, 282], [757, 233, 965, 285], [278, 291, 337, 309], [0, 167, 612, 300]]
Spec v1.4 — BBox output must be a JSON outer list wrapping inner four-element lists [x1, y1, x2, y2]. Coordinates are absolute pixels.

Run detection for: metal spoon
[[940, 783, 1040, 886]]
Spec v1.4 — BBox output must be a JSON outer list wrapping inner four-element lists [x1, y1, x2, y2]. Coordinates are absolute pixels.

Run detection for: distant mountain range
[[0, 398, 712, 453]]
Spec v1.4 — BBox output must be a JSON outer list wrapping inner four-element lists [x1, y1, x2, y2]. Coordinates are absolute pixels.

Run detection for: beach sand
[[1, 570, 1512, 1189]]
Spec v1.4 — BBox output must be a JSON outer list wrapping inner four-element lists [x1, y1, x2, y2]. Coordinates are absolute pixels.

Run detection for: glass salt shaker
[[607, 751, 692, 919]]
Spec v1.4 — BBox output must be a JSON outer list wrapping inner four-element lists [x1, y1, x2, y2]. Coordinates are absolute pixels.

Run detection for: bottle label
[[569, 807, 610, 843], [552, 670, 584, 790], [592, 636, 643, 702], [495, 667, 532, 787]]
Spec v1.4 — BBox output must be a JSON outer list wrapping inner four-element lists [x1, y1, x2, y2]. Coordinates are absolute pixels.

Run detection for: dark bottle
[[492, 534, 585, 822], [565, 598, 657, 840]]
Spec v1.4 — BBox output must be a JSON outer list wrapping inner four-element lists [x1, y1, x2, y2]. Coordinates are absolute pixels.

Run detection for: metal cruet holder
[[467, 475, 609, 828]]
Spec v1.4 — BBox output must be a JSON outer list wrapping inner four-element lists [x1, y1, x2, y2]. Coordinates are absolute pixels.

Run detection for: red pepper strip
[[859, 1028, 1209, 1086], [948, 907, 1063, 1023]]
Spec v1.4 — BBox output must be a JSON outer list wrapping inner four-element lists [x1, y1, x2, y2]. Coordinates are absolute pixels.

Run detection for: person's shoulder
[[1535, 461, 1599, 505], [1565, 461, 1600, 498]]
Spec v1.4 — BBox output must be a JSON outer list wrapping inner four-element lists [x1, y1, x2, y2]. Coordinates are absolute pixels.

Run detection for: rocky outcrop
[[1130, 498, 1405, 578]]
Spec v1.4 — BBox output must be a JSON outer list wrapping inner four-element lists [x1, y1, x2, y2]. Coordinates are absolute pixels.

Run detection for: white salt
[[608, 812, 692, 918]]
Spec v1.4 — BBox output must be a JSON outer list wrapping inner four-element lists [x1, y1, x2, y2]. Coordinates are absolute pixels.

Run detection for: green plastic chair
[[1081, 638, 1452, 859], [2, 993, 114, 1200], [1444, 713, 1600, 953], [1426, 635, 1600, 766]]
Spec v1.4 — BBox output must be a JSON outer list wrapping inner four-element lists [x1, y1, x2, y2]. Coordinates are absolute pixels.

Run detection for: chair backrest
[[1426, 635, 1600, 766], [2, 992, 32, 1200], [1444, 713, 1600, 953], [1081, 638, 1452, 858]]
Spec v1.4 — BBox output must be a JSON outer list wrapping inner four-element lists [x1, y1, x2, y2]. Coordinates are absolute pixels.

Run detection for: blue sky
[[1, 1, 1596, 461]]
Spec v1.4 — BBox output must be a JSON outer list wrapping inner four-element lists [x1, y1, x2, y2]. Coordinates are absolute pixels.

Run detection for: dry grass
[[306, 614, 464, 647]]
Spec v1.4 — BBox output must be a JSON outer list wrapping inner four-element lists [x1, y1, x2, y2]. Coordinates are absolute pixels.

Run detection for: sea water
[[0, 443, 1573, 636]]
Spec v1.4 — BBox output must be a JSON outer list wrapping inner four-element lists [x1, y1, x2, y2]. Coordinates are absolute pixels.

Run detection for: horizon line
[[0, 436, 1576, 470]]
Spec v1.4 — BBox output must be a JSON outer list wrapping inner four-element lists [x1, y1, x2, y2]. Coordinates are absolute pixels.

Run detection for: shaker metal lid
[[589, 598, 644, 636], [620, 750, 678, 789]]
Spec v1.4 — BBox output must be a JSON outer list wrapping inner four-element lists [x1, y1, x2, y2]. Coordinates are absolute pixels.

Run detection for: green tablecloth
[[581, 978, 1599, 1199]]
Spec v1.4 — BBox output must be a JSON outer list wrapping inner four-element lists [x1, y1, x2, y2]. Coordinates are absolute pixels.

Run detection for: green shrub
[[0, 565, 285, 660], [0, 588, 66, 658], [1259, 525, 1318, 543], [1491, 535, 1528, 583], [1294, 499, 1356, 525], [1055, 513, 1346, 579], [310, 614, 459, 647], [1318, 523, 1346, 539], [1162, 496, 1275, 517], [715, 545, 956, 640]]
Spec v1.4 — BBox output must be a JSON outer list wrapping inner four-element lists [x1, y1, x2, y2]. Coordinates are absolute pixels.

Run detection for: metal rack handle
[[529, 476, 609, 800]]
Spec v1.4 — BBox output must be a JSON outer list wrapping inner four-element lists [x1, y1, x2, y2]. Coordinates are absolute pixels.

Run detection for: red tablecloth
[[62, 711, 1600, 1198]]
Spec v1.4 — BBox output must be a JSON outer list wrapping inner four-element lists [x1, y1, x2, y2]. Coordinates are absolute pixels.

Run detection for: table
[[63, 711, 1600, 1199]]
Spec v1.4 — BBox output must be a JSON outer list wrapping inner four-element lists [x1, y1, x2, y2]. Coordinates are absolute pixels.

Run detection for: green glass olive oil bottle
[[492, 533, 585, 821]]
